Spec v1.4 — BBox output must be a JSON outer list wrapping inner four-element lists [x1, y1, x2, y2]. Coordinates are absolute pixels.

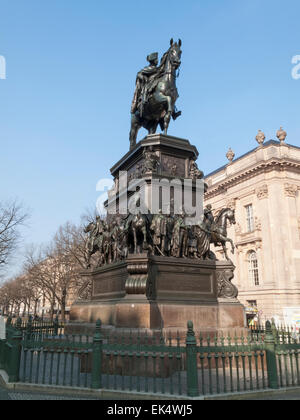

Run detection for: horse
[[191, 208, 236, 261], [210, 208, 236, 261], [129, 39, 182, 150]]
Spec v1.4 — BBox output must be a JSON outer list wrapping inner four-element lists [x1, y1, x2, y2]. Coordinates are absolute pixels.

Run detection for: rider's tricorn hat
[[147, 52, 158, 63], [204, 204, 212, 214]]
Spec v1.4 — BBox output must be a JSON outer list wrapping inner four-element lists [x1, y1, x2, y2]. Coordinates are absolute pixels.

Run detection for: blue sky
[[1, 0, 300, 278]]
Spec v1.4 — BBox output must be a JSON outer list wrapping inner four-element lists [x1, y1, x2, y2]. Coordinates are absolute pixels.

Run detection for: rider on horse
[[131, 52, 159, 117]]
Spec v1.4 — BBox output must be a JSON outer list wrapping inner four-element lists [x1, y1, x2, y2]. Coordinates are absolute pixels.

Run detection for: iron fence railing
[[0, 318, 300, 397]]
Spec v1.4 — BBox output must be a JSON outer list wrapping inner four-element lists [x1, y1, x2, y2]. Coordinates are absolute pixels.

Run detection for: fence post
[[16, 317, 22, 331], [91, 319, 102, 390], [6, 317, 12, 337], [54, 316, 59, 336], [8, 327, 22, 383], [186, 321, 199, 397], [26, 316, 33, 341], [265, 320, 279, 389]]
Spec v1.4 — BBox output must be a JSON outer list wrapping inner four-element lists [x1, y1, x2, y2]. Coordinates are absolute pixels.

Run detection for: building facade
[[205, 134, 300, 327]]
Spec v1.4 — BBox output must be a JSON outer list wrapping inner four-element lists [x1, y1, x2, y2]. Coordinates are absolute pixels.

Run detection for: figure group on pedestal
[[84, 205, 236, 269]]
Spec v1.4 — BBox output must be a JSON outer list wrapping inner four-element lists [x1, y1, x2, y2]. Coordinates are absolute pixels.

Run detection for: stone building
[[204, 130, 300, 327]]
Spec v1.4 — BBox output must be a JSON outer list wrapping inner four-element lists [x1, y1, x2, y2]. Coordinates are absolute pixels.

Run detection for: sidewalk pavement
[[1, 385, 300, 400]]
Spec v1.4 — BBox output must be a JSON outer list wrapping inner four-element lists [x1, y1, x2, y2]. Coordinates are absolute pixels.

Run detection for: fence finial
[[93, 319, 102, 342], [187, 320, 195, 336], [265, 320, 272, 332]]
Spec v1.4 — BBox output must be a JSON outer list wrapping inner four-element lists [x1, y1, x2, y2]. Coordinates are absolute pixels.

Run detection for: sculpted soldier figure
[[189, 160, 204, 180], [171, 212, 188, 258], [202, 205, 218, 240], [165, 213, 175, 256], [84, 216, 104, 267], [102, 222, 112, 265], [131, 52, 159, 117], [143, 146, 160, 174], [110, 217, 120, 262], [150, 210, 167, 255]]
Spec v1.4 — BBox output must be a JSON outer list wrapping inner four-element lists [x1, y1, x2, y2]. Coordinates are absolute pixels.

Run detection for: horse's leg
[[133, 228, 137, 254], [148, 122, 159, 135], [228, 238, 235, 254], [218, 232, 235, 255], [163, 105, 172, 134], [221, 242, 230, 261], [142, 227, 147, 250], [153, 84, 173, 134], [129, 113, 141, 150]]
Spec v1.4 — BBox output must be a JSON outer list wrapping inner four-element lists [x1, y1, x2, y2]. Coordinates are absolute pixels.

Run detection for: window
[[247, 300, 257, 308], [248, 251, 259, 286], [245, 204, 254, 232]]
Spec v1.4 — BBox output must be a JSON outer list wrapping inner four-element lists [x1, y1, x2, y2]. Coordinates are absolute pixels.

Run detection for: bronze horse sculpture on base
[[193, 208, 236, 261], [209, 208, 236, 261], [129, 39, 182, 150], [126, 212, 150, 255]]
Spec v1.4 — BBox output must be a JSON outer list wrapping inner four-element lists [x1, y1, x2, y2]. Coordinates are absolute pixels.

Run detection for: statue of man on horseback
[[131, 52, 159, 117], [199, 206, 236, 261], [84, 216, 105, 268], [129, 39, 182, 150]]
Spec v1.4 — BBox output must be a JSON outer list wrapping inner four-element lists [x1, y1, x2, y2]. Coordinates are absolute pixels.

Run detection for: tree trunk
[[61, 289, 67, 323]]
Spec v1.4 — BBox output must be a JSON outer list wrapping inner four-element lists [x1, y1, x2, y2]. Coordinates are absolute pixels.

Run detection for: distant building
[[205, 130, 300, 328]]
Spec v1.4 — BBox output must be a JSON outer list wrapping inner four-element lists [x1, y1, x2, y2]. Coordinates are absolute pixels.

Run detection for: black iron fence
[[0, 317, 300, 397]]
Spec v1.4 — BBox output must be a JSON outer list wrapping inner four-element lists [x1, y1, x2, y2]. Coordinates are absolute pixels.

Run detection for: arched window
[[248, 251, 259, 286]]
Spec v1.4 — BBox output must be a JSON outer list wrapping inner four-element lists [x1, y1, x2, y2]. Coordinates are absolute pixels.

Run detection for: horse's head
[[84, 222, 95, 233], [215, 208, 236, 229], [226, 209, 236, 226], [168, 38, 182, 70]]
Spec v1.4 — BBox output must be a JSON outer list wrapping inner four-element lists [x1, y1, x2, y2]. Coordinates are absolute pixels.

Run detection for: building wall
[[205, 140, 300, 325]]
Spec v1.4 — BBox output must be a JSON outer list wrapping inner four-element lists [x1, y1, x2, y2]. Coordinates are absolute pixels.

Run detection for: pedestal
[[68, 256, 245, 337]]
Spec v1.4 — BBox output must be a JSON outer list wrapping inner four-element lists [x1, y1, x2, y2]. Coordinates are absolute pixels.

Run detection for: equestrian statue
[[129, 39, 182, 150]]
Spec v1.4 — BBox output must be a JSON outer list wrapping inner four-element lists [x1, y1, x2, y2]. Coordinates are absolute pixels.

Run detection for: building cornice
[[205, 156, 300, 199]]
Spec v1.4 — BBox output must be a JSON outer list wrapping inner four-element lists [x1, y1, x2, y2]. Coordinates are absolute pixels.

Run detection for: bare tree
[[24, 229, 83, 323], [0, 200, 29, 272], [24, 246, 59, 321], [54, 222, 88, 270]]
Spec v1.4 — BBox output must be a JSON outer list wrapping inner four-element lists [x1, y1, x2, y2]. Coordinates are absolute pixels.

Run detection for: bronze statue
[[150, 210, 168, 256], [189, 160, 204, 180], [127, 211, 149, 254], [131, 52, 159, 117], [209, 208, 236, 261], [84, 216, 104, 268], [129, 39, 182, 150], [171, 213, 188, 258], [143, 146, 160, 174], [83, 205, 236, 267]]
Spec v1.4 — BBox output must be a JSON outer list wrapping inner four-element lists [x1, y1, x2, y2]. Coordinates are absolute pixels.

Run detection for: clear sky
[[1, 0, 300, 278]]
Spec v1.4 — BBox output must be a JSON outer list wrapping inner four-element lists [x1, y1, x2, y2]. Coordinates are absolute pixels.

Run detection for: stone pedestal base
[[68, 256, 246, 337], [68, 299, 245, 337]]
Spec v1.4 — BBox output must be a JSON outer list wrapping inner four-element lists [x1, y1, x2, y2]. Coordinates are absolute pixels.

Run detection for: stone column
[[255, 184, 275, 287]]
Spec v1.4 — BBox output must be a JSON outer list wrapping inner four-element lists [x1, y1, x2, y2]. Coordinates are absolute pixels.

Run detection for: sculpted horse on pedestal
[[129, 39, 182, 150]]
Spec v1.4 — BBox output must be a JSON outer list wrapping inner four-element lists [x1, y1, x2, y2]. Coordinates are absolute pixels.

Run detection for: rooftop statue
[[129, 39, 182, 150]]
